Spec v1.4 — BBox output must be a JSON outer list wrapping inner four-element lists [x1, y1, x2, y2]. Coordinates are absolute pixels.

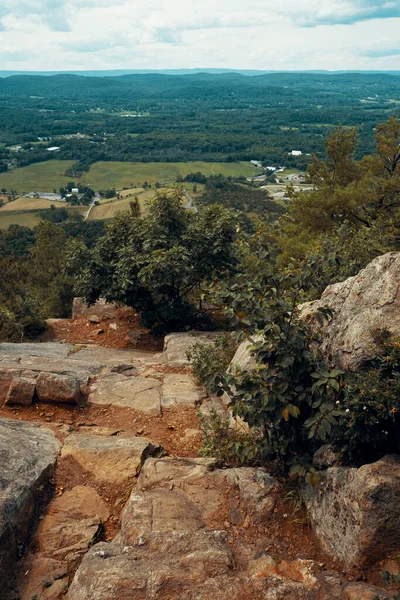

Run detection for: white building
[[289, 150, 302, 156], [250, 160, 263, 168], [47, 146, 60, 152], [71, 188, 79, 194]]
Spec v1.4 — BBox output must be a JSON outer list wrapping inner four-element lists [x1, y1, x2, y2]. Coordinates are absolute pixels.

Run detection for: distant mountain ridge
[[1, 68, 400, 78]]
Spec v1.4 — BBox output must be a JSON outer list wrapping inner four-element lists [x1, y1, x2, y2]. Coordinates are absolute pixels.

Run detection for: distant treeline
[[1, 72, 399, 172]]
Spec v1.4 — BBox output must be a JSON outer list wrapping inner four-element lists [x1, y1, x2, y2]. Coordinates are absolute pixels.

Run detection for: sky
[[0, 0, 400, 71]]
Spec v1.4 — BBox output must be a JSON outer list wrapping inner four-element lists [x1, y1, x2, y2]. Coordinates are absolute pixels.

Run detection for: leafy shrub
[[187, 333, 237, 392], [198, 409, 260, 466], [68, 190, 239, 330], [340, 333, 400, 464]]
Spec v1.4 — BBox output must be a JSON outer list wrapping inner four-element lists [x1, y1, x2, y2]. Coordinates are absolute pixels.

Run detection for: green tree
[[68, 189, 239, 329], [29, 221, 74, 317]]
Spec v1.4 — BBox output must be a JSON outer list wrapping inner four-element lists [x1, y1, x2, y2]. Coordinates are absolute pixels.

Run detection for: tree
[[29, 221, 74, 317], [279, 118, 400, 264], [68, 189, 239, 329]]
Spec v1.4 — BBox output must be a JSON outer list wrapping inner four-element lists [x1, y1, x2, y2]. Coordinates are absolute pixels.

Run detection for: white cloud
[[0, 0, 399, 70]]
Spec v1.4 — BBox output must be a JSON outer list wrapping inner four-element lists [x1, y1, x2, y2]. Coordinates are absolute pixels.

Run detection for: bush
[[68, 190, 239, 330], [340, 333, 400, 464], [198, 409, 260, 466], [187, 333, 237, 392]]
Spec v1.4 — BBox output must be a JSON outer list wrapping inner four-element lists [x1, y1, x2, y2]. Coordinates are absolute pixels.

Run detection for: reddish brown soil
[[44, 307, 163, 351]]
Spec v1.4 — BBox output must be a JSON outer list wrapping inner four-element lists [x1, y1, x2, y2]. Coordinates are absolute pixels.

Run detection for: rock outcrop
[[303, 454, 400, 568], [299, 252, 400, 370], [0, 418, 61, 594], [68, 456, 391, 600]]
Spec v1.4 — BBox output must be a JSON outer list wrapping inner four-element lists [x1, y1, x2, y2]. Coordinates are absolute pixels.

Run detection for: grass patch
[[0, 211, 42, 229], [0, 160, 75, 193], [81, 161, 261, 190]]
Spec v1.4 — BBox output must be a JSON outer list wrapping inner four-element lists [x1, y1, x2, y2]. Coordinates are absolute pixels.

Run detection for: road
[[83, 193, 100, 221], [182, 188, 198, 213]]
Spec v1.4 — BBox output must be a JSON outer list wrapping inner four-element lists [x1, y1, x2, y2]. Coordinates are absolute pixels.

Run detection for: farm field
[[0, 196, 62, 211], [0, 203, 86, 229], [0, 161, 75, 193], [0, 211, 42, 229], [88, 190, 153, 220], [0, 161, 261, 194], [79, 161, 261, 189]]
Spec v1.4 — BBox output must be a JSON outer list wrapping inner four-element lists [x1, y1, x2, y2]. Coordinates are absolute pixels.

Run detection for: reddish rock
[[5, 376, 36, 406]]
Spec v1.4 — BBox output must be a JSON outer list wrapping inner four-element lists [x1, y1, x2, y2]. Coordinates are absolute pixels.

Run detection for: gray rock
[[312, 444, 341, 470], [88, 374, 162, 414], [303, 454, 400, 567], [5, 376, 36, 406], [299, 252, 400, 370], [163, 331, 221, 365], [161, 373, 204, 408], [36, 372, 84, 405], [0, 341, 75, 357], [88, 315, 101, 324], [0, 418, 61, 593]]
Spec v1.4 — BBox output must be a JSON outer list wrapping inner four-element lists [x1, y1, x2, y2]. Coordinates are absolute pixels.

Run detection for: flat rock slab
[[122, 457, 279, 545], [161, 373, 204, 408], [0, 342, 73, 358], [35, 485, 110, 566], [60, 433, 163, 484], [163, 331, 221, 365], [88, 374, 162, 414], [0, 418, 61, 594]]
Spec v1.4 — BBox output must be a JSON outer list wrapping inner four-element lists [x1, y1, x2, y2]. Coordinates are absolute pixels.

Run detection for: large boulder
[[302, 454, 400, 568], [299, 252, 400, 370], [121, 457, 279, 544], [0, 418, 61, 593]]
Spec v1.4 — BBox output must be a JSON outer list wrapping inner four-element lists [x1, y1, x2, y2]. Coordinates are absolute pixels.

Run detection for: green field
[[0, 160, 261, 195], [81, 161, 260, 189], [0, 211, 42, 229], [0, 204, 86, 230], [0, 161, 75, 193]]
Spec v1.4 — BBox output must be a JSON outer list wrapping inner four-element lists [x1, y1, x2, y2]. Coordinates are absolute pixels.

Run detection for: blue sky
[[0, 0, 399, 70]]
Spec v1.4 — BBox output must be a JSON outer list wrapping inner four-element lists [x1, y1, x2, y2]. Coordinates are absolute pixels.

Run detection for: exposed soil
[[43, 307, 164, 351]]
